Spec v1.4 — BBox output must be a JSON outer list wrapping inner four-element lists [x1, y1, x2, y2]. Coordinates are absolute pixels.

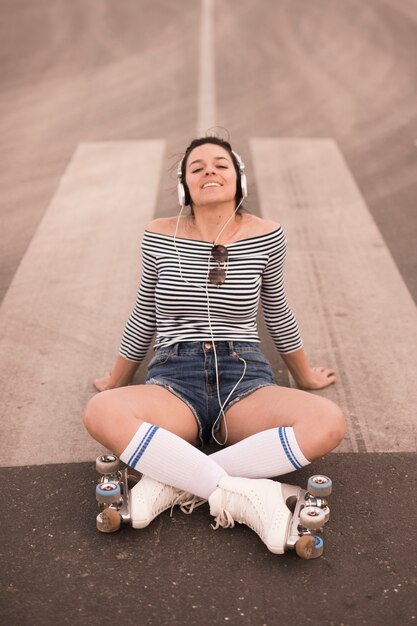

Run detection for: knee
[[323, 402, 346, 451], [83, 392, 108, 439]]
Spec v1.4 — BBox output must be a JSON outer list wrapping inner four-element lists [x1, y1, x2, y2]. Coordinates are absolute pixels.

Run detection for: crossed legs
[[84, 384, 345, 552], [83, 383, 345, 497]]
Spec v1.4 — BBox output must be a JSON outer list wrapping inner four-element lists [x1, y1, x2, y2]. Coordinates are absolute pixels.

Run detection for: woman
[[84, 136, 346, 554]]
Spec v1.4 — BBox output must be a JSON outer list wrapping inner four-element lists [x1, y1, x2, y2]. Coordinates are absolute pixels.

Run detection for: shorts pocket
[[234, 350, 272, 368], [148, 351, 173, 369]]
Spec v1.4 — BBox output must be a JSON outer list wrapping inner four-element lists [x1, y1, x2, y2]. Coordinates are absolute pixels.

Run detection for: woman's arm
[[261, 228, 336, 390], [93, 356, 140, 391], [280, 348, 336, 390], [260, 227, 304, 354], [93, 234, 158, 392]]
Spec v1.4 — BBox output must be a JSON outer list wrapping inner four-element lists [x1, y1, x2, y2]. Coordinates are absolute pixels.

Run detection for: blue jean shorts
[[145, 341, 277, 446]]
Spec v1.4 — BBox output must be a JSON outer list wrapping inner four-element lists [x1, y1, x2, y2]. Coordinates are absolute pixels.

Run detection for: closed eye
[[192, 165, 228, 173]]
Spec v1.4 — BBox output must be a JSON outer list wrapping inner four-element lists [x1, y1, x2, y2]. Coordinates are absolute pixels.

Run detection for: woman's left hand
[[298, 366, 337, 390], [280, 349, 337, 391]]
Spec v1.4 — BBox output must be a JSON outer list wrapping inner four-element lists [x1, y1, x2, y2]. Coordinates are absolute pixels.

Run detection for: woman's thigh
[[84, 384, 200, 454], [221, 385, 345, 458]]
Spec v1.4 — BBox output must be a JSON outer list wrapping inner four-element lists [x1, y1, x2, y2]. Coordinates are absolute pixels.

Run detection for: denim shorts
[[145, 341, 277, 446]]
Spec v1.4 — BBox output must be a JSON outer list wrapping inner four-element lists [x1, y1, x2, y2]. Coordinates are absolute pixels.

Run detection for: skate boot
[[131, 474, 206, 529], [208, 476, 292, 554]]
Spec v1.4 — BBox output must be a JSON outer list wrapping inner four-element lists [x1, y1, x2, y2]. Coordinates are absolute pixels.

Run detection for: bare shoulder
[[147, 217, 178, 236], [240, 214, 280, 238]]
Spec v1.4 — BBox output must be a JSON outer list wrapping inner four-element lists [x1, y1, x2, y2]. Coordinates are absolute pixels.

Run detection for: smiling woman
[[185, 154, 237, 226], [83, 135, 345, 555], [178, 137, 246, 217]]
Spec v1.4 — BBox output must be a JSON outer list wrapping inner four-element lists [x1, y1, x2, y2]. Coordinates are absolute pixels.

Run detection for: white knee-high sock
[[209, 427, 310, 478], [120, 422, 227, 500]]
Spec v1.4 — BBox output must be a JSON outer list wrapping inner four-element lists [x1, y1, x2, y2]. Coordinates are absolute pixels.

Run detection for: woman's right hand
[[92, 357, 140, 392], [93, 371, 113, 392]]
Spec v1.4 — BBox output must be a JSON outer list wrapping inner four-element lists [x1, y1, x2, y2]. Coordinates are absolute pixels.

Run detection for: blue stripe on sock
[[129, 424, 159, 467], [128, 425, 159, 468], [278, 427, 302, 470], [282, 428, 303, 469], [128, 424, 154, 466]]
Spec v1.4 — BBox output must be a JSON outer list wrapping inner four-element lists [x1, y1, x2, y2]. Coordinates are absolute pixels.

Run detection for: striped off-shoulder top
[[119, 226, 303, 362]]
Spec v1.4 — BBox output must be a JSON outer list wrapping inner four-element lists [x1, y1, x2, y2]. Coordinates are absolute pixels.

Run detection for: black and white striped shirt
[[119, 226, 303, 361]]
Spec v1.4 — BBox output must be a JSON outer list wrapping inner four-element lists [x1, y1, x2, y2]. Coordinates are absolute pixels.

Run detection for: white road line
[[197, 0, 216, 135], [0, 141, 165, 466], [251, 138, 417, 453]]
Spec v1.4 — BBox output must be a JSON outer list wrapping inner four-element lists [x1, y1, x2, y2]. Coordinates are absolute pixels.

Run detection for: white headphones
[[177, 150, 248, 208]]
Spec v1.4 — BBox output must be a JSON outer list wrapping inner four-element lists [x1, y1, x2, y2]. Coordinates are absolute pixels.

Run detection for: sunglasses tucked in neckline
[[209, 244, 228, 286]]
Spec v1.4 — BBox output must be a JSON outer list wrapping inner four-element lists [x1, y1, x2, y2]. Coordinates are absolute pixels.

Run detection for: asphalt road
[[1, 1, 416, 625]]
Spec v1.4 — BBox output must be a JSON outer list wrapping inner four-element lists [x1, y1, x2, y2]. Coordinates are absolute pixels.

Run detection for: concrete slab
[[0, 141, 165, 467], [251, 138, 417, 453]]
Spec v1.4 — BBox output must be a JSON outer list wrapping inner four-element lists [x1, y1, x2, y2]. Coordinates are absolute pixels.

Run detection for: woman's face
[[185, 143, 238, 208]]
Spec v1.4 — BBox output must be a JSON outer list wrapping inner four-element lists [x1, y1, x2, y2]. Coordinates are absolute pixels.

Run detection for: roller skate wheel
[[295, 534, 324, 560], [307, 475, 332, 497], [96, 454, 120, 474], [96, 508, 122, 533], [295, 534, 316, 560], [300, 505, 327, 530], [96, 481, 121, 504], [323, 506, 330, 524]]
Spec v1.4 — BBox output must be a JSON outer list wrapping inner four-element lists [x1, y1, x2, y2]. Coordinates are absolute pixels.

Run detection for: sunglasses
[[209, 244, 228, 286]]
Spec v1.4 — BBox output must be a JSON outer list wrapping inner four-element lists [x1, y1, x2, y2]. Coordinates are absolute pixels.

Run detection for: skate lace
[[170, 492, 206, 516], [139, 479, 205, 520], [151, 484, 179, 516], [211, 508, 235, 530], [212, 493, 263, 537]]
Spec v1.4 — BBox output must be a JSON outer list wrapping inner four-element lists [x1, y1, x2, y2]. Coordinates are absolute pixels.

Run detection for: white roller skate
[[208, 475, 332, 559], [95, 454, 205, 532], [208, 476, 293, 554]]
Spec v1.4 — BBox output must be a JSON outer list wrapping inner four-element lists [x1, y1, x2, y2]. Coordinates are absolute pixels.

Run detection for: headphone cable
[[172, 194, 246, 446]]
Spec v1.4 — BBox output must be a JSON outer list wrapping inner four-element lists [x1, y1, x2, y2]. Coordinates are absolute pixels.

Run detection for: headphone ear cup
[[178, 181, 186, 208], [240, 173, 248, 199], [231, 150, 248, 201]]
